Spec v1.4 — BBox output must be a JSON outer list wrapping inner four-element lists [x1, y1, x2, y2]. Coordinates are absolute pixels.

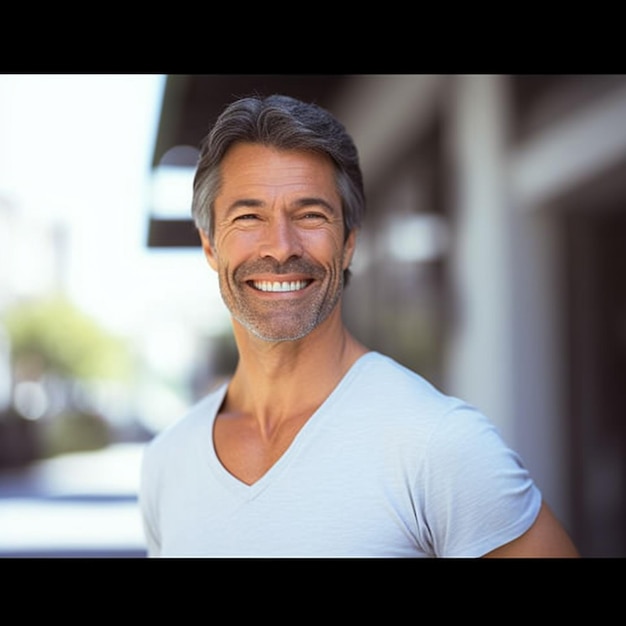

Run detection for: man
[[139, 94, 579, 557]]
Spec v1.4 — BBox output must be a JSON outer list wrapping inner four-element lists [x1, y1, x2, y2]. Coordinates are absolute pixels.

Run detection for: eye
[[299, 212, 328, 222], [233, 213, 260, 222]]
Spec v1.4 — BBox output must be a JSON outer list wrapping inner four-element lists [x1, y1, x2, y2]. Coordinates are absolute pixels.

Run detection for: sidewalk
[[0, 442, 148, 557]]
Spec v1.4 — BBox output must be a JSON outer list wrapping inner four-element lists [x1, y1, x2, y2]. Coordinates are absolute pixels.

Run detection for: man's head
[[191, 94, 365, 286], [191, 94, 366, 343]]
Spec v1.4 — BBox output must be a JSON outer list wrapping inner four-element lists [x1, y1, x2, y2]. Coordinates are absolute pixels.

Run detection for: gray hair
[[191, 94, 366, 283]]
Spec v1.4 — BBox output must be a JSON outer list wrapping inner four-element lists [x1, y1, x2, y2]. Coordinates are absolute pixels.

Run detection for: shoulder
[[350, 352, 523, 470], [337, 352, 484, 460], [142, 382, 227, 465], [350, 351, 467, 420], [352, 351, 439, 391]]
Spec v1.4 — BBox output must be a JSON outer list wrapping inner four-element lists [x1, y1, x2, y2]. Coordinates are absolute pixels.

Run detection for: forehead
[[218, 143, 337, 196]]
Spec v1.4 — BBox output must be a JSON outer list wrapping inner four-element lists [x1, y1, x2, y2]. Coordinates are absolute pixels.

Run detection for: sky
[[0, 74, 235, 429], [0, 74, 229, 342]]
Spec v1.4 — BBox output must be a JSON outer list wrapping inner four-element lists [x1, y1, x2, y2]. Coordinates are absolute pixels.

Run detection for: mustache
[[234, 258, 326, 281]]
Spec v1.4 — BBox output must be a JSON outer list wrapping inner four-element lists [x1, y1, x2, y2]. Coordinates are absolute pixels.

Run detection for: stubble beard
[[219, 258, 344, 343]]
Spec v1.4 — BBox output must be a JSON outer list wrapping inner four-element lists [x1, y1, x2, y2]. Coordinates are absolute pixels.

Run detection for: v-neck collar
[[203, 351, 377, 499]]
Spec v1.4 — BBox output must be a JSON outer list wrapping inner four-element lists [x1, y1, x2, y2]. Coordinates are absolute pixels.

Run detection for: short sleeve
[[420, 403, 542, 557]]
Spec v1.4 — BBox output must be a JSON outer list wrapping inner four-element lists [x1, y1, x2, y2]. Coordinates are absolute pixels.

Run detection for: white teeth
[[253, 280, 309, 292]]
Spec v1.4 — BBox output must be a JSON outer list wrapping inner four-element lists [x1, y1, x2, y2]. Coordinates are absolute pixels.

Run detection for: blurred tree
[[2, 295, 132, 382], [1, 295, 135, 461]]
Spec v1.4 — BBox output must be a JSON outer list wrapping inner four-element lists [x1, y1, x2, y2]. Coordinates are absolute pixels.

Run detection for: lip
[[245, 276, 314, 295]]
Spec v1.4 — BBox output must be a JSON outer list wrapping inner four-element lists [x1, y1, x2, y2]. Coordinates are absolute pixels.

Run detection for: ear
[[342, 229, 357, 271], [197, 228, 219, 272]]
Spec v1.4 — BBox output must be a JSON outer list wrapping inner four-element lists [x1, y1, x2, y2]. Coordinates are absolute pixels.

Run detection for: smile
[[251, 280, 311, 292]]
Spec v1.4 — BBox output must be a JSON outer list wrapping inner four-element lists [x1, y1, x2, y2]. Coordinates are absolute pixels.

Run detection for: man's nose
[[259, 216, 303, 262]]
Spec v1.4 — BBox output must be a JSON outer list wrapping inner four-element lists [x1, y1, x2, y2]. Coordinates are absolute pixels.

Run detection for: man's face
[[198, 142, 356, 342]]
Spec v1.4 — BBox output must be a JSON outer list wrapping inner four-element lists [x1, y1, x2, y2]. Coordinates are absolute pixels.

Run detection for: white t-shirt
[[139, 351, 541, 557]]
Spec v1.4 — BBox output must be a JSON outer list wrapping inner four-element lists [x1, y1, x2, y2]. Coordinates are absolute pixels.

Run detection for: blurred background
[[0, 74, 624, 557]]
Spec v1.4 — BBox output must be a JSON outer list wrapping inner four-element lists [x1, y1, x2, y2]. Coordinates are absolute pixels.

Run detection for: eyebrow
[[225, 196, 339, 217], [293, 196, 339, 215]]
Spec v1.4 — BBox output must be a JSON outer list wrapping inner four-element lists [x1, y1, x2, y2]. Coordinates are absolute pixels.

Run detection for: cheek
[[215, 227, 348, 269], [220, 227, 266, 249], [213, 231, 254, 265], [304, 229, 345, 257]]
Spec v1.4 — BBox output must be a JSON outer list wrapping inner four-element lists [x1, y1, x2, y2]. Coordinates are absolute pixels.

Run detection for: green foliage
[[41, 410, 112, 457], [2, 296, 133, 381]]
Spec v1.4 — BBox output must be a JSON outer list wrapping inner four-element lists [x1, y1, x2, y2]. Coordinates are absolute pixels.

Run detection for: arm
[[483, 501, 579, 558]]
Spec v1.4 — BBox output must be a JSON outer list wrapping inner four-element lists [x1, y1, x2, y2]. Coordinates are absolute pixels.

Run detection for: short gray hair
[[191, 94, 366, 254]]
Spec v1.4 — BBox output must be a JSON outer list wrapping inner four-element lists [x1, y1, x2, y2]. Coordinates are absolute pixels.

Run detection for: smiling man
[[205, 143, 352, 344], [139, 94, 579, 558]]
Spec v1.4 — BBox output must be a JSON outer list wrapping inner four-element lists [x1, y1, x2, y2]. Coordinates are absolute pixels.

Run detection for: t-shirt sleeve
[[138, 442, 162, 557], [419, 402, 542, 557]]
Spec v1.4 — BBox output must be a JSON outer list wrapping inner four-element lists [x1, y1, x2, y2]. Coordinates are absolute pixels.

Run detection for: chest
[[212, 410, 313, 485], [158, 436, 424, 557]]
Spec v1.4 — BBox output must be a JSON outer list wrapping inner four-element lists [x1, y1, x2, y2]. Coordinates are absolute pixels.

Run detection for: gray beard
[[230, 296, 340, 343], [221, 256, 344, 343]]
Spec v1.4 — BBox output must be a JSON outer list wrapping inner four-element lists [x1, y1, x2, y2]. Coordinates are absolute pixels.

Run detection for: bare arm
[[483, 501, 580, 558]]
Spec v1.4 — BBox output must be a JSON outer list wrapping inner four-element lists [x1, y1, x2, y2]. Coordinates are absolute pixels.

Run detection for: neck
[[226, 310, 368, 427]]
